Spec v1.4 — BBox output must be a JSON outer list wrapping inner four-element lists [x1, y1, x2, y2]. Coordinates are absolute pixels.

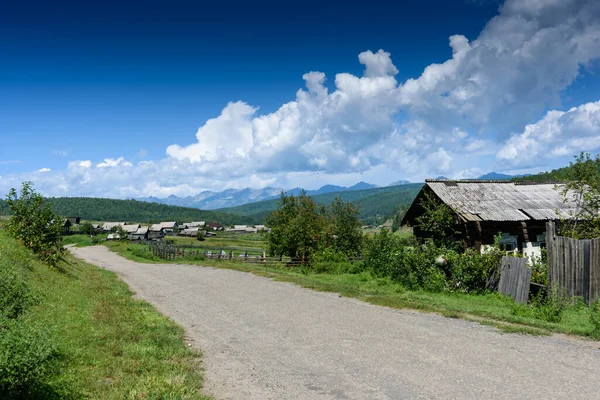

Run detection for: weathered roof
[[190, 221, 205, 227], [102, 222, 124, 230], [408, 180, 578, 223], [149, 223, 163, 231], [160, 221, 177, 229], [135, 226, 149, 234], [180, 227, 199, 236], [122, 223, 141, 233]]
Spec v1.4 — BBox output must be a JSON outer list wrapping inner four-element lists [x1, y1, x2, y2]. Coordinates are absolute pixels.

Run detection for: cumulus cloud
[[497, 100, 600, 166], [2, 0, 600, 198], [37, 168, 51, 173], [97, 157, 133, 168]]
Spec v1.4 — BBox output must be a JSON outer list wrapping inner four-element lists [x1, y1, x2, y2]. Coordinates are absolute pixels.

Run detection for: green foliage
[[0, 231, 62, 398], [218, 183, 424, 225], [415, 191, 459, 248], [363, 230, 503, 293], [557, 152, 600, 239], [530, 248, 548, 285], [79, 222, 94, 236], [196, 229, 206, 241], [5, 182, 63, 268], [590, 299, 600, 340], [531, 287, 570, 323], [391, 205, 408, 232], [0, 262, 33, 322], [0, 319, 61, 397], [309, 248, 361, 274], [323, 197, 363, 256], [266, 191, 327, 261], [0, 196, 256, 226]]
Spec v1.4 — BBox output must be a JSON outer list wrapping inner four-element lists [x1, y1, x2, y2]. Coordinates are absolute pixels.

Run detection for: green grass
[[102, 241, 600, 340], [0, 231, 211, 399], [62, 234, 108, 247]]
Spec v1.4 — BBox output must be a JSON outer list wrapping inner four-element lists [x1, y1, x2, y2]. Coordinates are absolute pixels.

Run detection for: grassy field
[[0, 231, 211, 399], [98, 239, 600, 340]]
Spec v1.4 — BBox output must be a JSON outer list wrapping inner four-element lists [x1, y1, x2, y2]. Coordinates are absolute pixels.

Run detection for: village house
[[66, 216, 81, 225], [149, 223, 165, 240], [129, 226, 149, 240], [401, 180, 577, 259], [102, 222, 125, 232], [179, 227, 200, 237]]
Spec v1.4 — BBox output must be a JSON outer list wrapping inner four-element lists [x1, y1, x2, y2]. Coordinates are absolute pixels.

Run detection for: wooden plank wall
[[546, 222, 600, 304], [498, 256, 531, 304]]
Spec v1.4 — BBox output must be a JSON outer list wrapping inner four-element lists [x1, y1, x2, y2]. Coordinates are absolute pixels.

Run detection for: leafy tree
[[5, 182, 63, 267], [558, 152, 600, 239], [266, 191, 327, 262], [324, 197, 363, 256], [415, 191, 458, 248], [80, 222, 95, 236]]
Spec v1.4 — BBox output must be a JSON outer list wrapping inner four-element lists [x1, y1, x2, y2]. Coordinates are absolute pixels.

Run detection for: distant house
[[66, 216, 81, 225], [205, 222, 221, 231], [401, 180, 577, 259], [160, 221, 178, 235], [129, 226, 149, 241], [122, 223, 141, 234], [190, 221, 205, 228], [148, 223, 165, 240], [62, 219, 72, 234], [179, 227, 200, 237], [102, 222, 125, 232]]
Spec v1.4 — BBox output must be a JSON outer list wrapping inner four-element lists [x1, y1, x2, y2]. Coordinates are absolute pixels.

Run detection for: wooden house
[[148, 223, 165, 240], [402, 180, 577, 259], [129, 226, 149, 240]]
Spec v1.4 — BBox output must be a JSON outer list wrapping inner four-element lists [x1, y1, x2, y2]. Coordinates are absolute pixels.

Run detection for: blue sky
[[1, 0, 600, 198]]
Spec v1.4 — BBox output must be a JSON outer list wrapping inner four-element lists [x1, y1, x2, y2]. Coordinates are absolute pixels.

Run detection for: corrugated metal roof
[[425, 180, 577, 222]]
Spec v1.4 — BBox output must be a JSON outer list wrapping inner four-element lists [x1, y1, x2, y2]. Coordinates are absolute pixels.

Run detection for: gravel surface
[[71, 246, 600, 400]]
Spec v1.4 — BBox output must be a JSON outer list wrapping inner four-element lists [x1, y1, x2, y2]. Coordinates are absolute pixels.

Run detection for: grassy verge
[[62, 234, 108, 247], [103, 241, 599, 340], [0, 231, 210, 399]]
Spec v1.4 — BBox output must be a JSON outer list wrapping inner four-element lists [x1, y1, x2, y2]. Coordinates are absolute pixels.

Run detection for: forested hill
[[513, 157, 600, 183], [0, 197, 257, 225], [216, 183, 424, 225]]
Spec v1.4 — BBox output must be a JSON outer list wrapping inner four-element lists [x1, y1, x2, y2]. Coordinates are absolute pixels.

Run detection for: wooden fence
[[546, 222, 600, 304], [497, 256, 531, 304], [147, 242, 363, 266]]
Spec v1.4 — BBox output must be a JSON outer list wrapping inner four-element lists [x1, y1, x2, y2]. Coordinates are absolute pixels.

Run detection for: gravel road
[[71, 246, 600, 400]]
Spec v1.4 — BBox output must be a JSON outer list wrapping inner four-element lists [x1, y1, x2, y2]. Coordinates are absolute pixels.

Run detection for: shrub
[[532, 287, 570, 323], [590, 299, 600, 339], [5, 182, 63, 268], [0, 319, 60, 396], [0, 262, 33, 322], [362, 229, 403, 277]]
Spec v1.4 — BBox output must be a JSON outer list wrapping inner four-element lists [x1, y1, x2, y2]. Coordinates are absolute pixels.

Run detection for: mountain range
[[136, 172, 522, 210]]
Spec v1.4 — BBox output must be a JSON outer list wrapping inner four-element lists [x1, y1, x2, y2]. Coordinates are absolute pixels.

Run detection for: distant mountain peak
[[476, 172, 513, 180]]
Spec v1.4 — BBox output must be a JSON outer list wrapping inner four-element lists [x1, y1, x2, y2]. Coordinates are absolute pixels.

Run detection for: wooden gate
[[498, 256, 531, 304], [546, 222, 600, 304]]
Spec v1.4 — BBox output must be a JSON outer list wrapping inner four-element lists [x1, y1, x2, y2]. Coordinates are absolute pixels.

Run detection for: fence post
[[584, 240, 591, 304]]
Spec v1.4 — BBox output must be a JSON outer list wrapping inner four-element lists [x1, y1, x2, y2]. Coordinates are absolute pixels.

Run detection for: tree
[[558, 152, 600, 239], [5, 182, 63, 267], [415, 191, 458, 248], [80, 222, 95, 236], [324, 197, 363, 256], [266, 191, 326, 262]]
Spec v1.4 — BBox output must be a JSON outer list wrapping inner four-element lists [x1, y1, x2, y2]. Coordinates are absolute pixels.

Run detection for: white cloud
[[37, 168, 51, 173], [497, 100, 600, 166], [97, 157, 133, 168]]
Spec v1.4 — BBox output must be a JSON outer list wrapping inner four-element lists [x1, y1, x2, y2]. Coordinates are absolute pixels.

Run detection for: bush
[[532, 287, 570, 323], [590, 299, 600, 339], [0, 262, 33, 322], [0, 319, 60, 396], [309, 248, 362, 274], [5, 182, 63, 268]]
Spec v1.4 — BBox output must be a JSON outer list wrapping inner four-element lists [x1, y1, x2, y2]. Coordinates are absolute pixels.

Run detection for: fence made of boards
[[546, 222, 600, 304], [147, 242, 363, 266], [497, 256, 531, 304]]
